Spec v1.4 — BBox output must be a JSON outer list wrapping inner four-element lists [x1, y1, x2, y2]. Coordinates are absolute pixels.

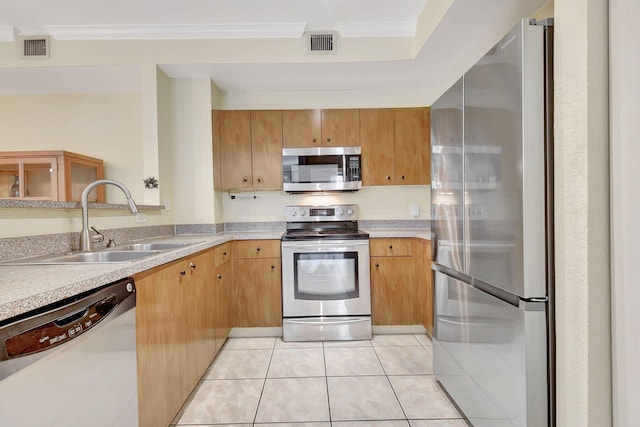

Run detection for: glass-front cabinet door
[[0, 158, 58, 200]]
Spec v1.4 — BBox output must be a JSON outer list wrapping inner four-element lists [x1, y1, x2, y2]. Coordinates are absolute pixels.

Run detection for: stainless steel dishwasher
[[0, 278, 137, 427]]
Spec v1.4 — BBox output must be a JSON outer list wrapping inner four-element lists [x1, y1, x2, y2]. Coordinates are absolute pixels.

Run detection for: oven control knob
[[347, 208, 354, 216], [300, 211, 307, 216], [290, 210, 297, 216], [337, 208, 344, 215]]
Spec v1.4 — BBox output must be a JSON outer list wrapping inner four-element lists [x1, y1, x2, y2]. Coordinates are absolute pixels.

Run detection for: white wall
[[170, 78, 215, 224], [554, 0, 611, 425], [610, 0, 640, 424]]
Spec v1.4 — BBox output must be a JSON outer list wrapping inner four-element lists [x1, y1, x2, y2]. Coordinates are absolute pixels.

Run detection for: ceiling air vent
[[20, 36, 49, 59], [307, 32, 336, 55]]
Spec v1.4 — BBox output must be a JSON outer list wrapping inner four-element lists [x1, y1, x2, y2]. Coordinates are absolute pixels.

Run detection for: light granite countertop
[[0, 229, 429, 322]]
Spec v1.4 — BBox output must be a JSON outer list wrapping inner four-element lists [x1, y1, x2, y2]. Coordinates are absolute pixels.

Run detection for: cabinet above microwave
[[282, 147, 362, 192]]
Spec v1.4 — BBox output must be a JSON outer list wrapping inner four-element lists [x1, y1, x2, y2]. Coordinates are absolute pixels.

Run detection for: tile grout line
[[321, 340, 333, 425], [251, 338, 277, 426], [371, 342, 413, 424]]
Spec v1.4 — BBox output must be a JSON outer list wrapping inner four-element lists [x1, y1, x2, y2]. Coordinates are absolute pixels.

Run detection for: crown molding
[[335, 21, 416, 38], [43, 22, 307, 41], [0, 26, 16, 42]]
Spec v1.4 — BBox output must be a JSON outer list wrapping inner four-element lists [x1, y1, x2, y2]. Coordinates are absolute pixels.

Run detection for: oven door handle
[[284, 317, 369, 325]]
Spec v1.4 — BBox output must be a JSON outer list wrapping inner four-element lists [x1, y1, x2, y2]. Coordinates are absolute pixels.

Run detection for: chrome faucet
[[80, 179, 139, 251]]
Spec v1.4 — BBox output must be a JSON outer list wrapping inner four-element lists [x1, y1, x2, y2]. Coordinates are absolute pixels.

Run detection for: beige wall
[[221, 186, 430, 223], [0, 93, 144, 201], [0, 92, 177, 238], [554, 0, 611, 425]]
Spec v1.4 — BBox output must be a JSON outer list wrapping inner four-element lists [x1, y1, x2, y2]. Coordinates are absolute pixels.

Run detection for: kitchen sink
[[0, 250, 161, 265]]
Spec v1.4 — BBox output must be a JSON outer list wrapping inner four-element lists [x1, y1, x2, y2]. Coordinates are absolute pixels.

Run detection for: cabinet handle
[[386, 176, 391, 181], [242, 176, 248, 182], [312, 137, 317, 143], [401, 175, 405, 180], [256, 247, 261, 252], [375, 263, 380, 268], [389, 245, 393, 250], [217, 274, 222, 280], [223, 251, 227, 257], [180, 270, 186, 276], [190, 262, 196, 270], [257, 177, 263, 183], [326, 137, 331, 142], [271, 265, 276, 270]]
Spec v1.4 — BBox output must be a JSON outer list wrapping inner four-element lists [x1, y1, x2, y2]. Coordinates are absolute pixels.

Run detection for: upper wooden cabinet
[[0, 150, 105, 202], [360, 107, 430, 186], [216, 110, 283, 190], [219, 110, 252, 190], [283, 109, 360, 147], [282, 110, 321, 148], [321, 109, 360, 147], [395, 108, 430, 185], [251, 110, 283, 189]]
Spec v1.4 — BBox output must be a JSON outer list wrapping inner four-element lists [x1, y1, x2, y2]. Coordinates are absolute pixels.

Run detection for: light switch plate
[[135, 213, 147, 223], [410, 204, 420, 217]]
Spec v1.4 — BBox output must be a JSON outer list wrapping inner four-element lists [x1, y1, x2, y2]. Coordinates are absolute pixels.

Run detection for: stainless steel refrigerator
[[430, 19, 554, 427]]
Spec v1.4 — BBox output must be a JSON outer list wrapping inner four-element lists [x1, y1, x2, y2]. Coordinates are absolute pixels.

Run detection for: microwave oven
[[282, 147, 362, 192]]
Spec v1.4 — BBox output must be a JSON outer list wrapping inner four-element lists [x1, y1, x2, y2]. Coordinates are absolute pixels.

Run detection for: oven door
[[281, 239, 371, 317]]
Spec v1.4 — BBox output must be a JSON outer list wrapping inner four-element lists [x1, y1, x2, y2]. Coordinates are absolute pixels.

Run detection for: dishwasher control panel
[[0, 279, 135, 361]]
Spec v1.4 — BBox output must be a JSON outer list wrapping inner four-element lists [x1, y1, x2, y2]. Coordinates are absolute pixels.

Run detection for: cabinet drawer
[[236, 240, 281, 259], [214, 242, 233, 267], [370, 238, 413, 257]]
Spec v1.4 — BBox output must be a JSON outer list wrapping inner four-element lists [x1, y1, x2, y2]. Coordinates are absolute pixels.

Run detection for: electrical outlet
[[410, 204, 420, 218], [135, 213, 147, 223]]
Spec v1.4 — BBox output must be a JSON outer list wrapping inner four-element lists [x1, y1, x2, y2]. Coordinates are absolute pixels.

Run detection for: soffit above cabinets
[[0, 0, 428, 41]]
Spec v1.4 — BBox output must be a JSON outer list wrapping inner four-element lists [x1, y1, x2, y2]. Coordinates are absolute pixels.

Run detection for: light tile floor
[[174, 334, 467, 426]]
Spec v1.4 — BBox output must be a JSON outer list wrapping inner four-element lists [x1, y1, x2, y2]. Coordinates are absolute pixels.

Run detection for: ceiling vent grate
[[308, 32, 336, 54], [20, 36, 49, 59]]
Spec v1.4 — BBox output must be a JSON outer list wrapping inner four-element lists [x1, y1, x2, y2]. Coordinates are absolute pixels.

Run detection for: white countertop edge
[[0, 229, 427, 321]]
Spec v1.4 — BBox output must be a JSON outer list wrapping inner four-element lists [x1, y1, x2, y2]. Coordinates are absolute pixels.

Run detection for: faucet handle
[[106, 238, 116, 248], [90, 226, 106, 243]]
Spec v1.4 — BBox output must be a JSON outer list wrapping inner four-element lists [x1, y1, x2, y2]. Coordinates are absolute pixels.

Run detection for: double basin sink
[[2, 240, 204, 265]]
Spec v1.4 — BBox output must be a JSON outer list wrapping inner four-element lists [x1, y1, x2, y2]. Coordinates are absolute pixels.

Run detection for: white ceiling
[[0, 0, 549, 96]]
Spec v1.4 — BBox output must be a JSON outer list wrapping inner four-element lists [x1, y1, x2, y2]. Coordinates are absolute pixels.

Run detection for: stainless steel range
[[281, 204, 371, 341]]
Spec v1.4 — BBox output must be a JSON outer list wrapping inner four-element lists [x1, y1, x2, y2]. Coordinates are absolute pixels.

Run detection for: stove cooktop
[[281, 229, 369, 241]]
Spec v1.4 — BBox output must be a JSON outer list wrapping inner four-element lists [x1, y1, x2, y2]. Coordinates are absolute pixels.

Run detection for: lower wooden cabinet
[[234, 240, 282, 327], [135, 245, 231, 427], [371, 255, 414, 325], [214, 242, 234, 353], [370, 238, 433, 330]]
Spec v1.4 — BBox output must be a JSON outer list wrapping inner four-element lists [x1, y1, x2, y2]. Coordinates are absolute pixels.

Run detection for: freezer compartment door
[[433, 271, 547, 427]]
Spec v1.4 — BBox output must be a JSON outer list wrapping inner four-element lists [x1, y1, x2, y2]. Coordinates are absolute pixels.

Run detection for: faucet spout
[[80, 179, 139, 251]]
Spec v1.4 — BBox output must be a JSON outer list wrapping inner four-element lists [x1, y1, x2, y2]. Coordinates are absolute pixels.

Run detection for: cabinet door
[[360, 108, 395, 185], [212, 110, 222, 190], [370, 256, 414, 325], [215, 260, 234, 352], [283, 109, 321, 148], [220, 110, 252, 189], [235, 258, 282, 327], [251, 110, 283, 189], [412, 238, 433, 335], [136, 260, 190, 427], [395, 107, 430, 185], [189, 251, 216, 375], [322, 109, 360, 147]]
